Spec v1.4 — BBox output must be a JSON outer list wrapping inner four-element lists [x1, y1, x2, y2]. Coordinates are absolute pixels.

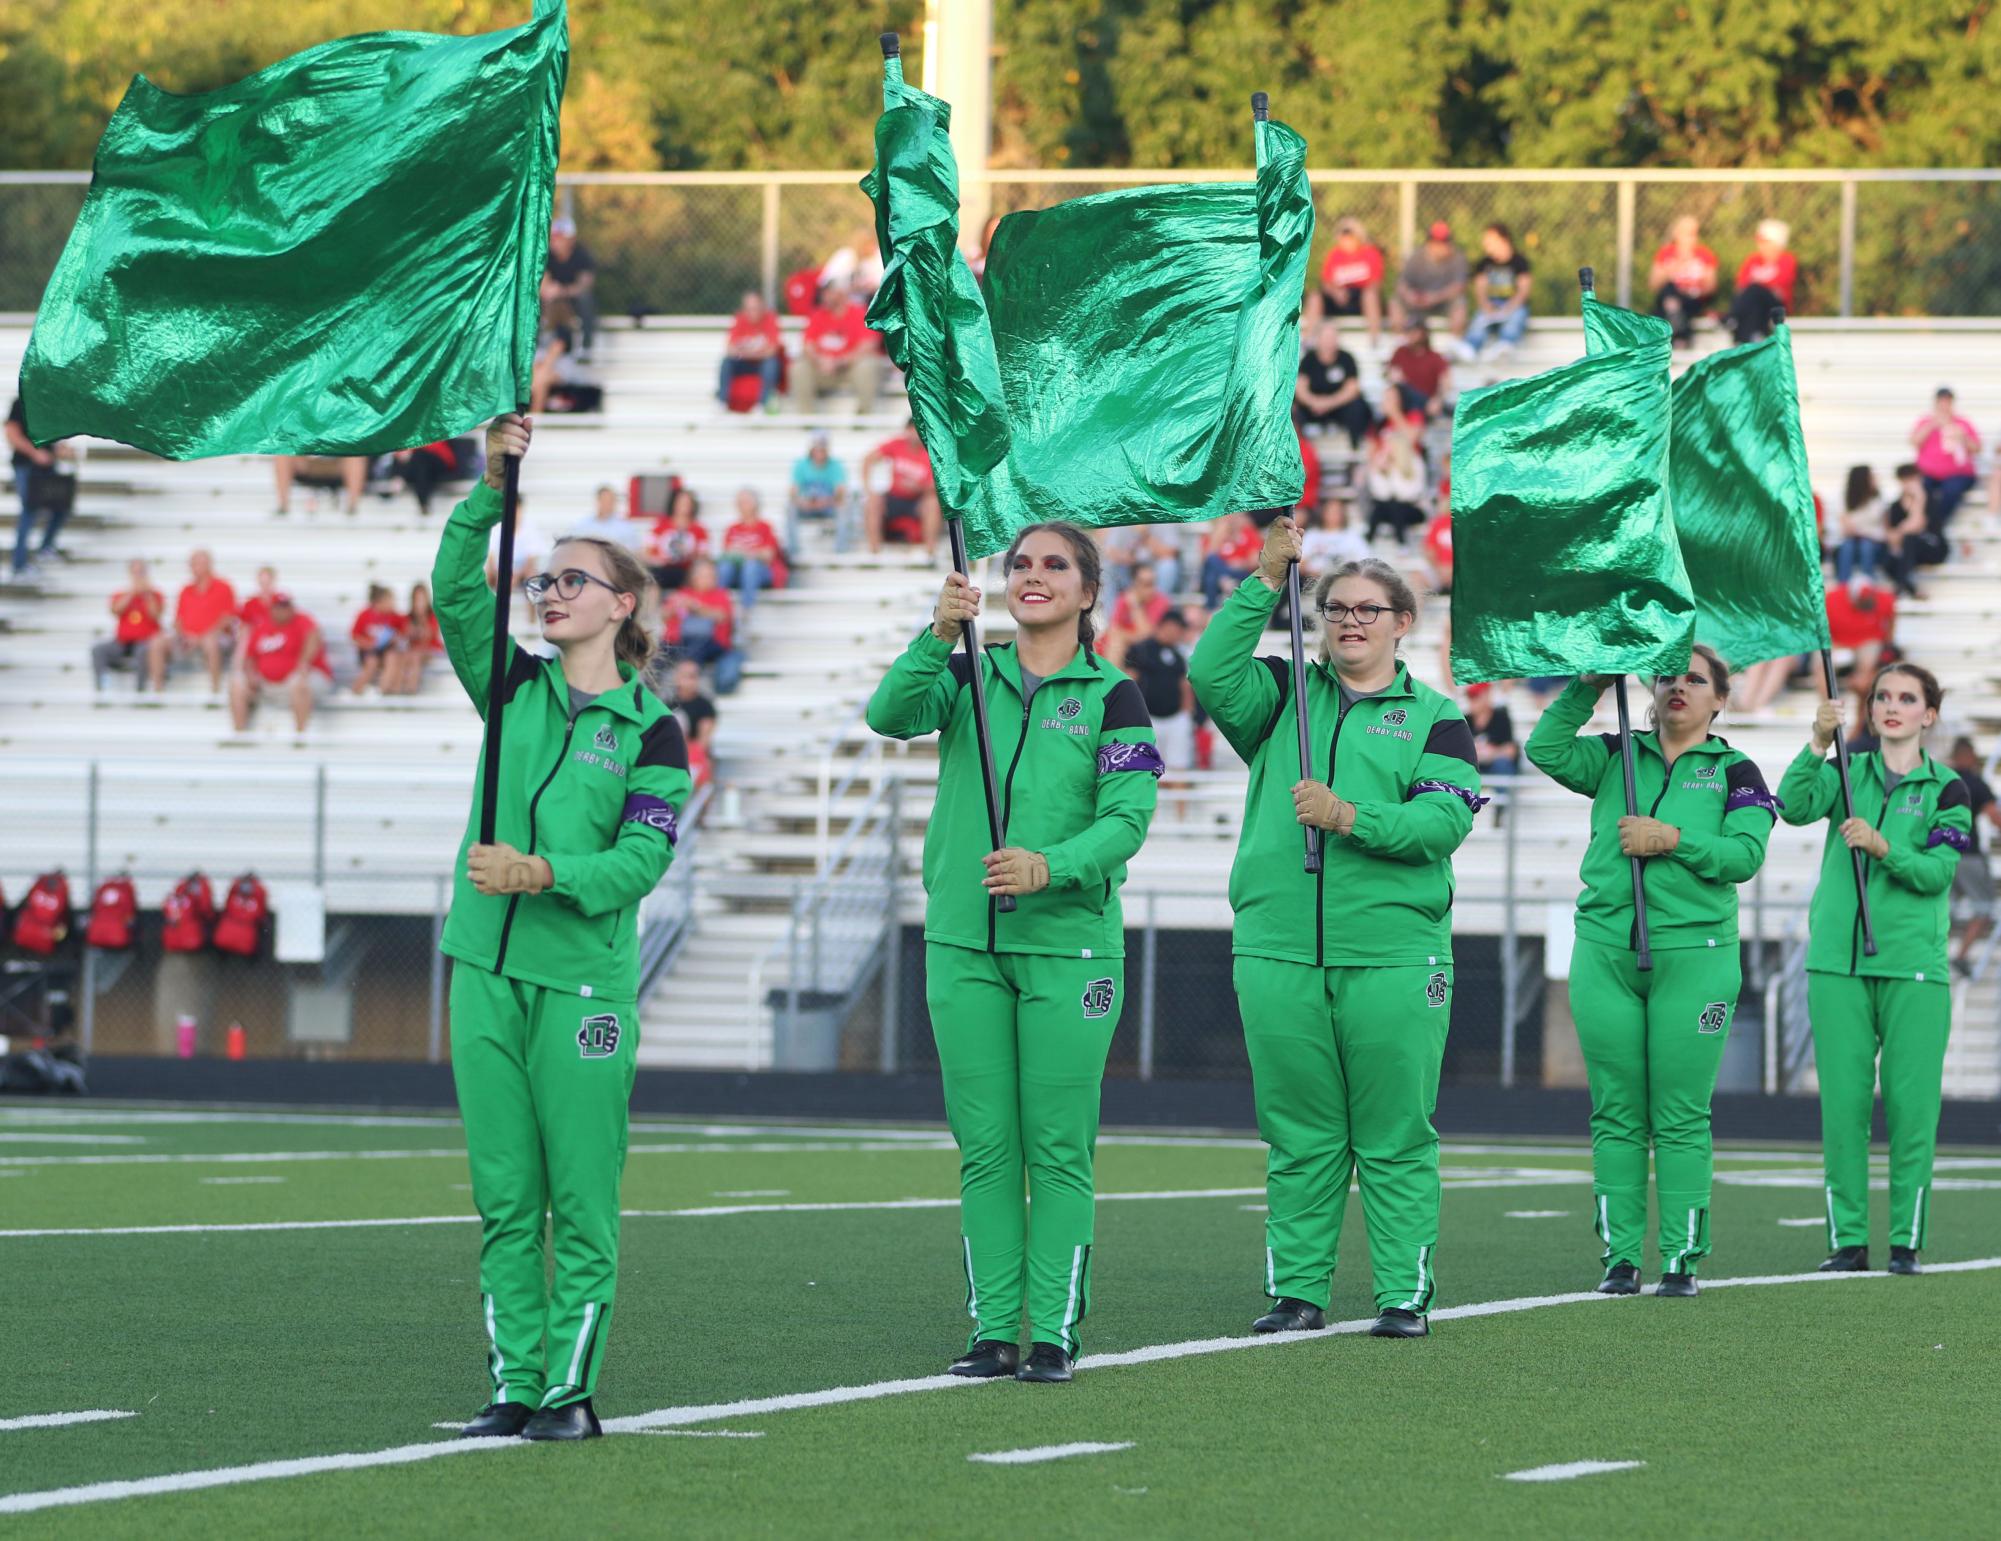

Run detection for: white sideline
[[968, 1441, 1134, 1466], [0, 1140, 955, 1169], [0, 1134, 146, 1145], [0, 1411, 136, 1433], [2, 1260, 1995, 1516], [1503, 1460, 1644, 1483]]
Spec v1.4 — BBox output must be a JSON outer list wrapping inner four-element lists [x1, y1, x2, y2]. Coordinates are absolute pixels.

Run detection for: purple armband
[[620, 794, 679, 844], [1097, 741, 1166, 778]]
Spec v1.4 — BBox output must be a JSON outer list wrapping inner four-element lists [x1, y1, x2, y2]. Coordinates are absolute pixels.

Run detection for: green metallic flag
[[1666, 323, 1830, 666], [1449, 297, 1695, 683], [864, 60, 1312, 561], [20, 1, 567, 460]]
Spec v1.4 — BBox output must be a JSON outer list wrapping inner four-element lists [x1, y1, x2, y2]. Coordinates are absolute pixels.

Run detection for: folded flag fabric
[[864, 56, 1312, 561], [20, 0, 568, 460], [1449, 295, 1695, 683]]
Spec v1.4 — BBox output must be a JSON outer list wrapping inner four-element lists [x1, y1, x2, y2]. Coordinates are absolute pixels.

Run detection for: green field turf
[[1, 1103, 1997, 1538]]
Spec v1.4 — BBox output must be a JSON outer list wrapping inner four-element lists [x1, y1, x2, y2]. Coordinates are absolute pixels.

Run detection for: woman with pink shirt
[[1910, 386, 1981, 539]]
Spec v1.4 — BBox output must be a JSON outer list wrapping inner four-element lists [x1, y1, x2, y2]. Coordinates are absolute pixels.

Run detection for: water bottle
[[175, 1013, 197, 1058]]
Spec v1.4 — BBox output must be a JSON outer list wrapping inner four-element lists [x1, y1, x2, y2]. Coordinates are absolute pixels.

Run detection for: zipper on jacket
[[493, 703, 583, 976], [1850, 777, 1894, 976], [989, 676, 1039, 952], [1628, 761, 1673, 952], [1315, 694, 1356, 968]]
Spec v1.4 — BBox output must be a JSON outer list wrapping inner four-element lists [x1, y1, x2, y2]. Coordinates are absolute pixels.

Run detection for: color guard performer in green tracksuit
[[436, 415, 693, 1441], [1778, 664, 1971, 1276], [1525, 648, 1776, 1299], [867, 522, 1160, 1384], [1189, 520, 1483, 1339]]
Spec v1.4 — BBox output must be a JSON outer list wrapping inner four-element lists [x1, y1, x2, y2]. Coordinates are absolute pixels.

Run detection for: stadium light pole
[[923, 0, 994, 253]]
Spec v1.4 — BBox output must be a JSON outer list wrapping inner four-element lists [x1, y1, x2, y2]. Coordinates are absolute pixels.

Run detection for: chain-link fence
[[9, 169, 2001, 320]]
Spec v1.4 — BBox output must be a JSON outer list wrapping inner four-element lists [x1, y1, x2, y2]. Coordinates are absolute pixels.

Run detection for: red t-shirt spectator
[[1320, 243, 1384, 293], [728, 309, 782, 356], [722, 517, 783, 560], [175, 578, 237, 638], [245, 613, 331, 681], [1213, 523, 1262, 568], [240, 592, 277, 630], [1295, 429, 1320, 512], [1389, 343, 1449, 400], [407, 611, 444, 653], [112, 588, 165, 644], [1826, 585, 1895, 648], [1912, 415, 1981, 480], [1653, 242, 1719, 291], [350, 605, 407, 653], [645, 519, 710, 568], [1735, 250, 1797, 309], [803, 303, 870, 363], [665, 587, 734, 650], [1424, 511, 1453, 575], [876, 437, 935, 500], [1110, 589, 1171, 637]]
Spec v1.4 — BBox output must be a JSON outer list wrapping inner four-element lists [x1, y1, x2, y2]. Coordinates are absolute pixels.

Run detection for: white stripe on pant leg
[[1060, 1246, 1085, 1354], [543, 1302, 596, 1407], [1826, 1184, 1837, 1251], [483, 1294, 507, 1403], [1400, 1244, 1430, 1313], [1264, 1245, 1276, 1297], [1911, 1187, 1925, 1250], [963, 1236, 979, 1325]]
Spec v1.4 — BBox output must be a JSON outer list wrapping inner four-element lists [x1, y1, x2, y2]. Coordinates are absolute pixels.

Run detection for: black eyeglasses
[[1319, 602, 1389, 625], [523, 569, 624, 604]]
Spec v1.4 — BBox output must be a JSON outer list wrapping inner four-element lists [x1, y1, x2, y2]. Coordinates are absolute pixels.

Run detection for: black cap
[[1250, 92, 1269, 122], [880, 31, 899, 58]]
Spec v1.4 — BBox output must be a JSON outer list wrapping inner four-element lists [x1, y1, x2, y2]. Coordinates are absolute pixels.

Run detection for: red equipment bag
[[85, 875, 139, 950], [212, 873, 270, 959], [12, 871, 73, 956], [161, 872, 216, 953]]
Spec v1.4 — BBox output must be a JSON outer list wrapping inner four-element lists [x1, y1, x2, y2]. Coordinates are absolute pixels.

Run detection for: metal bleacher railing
[[5, 167, 2001, 319]]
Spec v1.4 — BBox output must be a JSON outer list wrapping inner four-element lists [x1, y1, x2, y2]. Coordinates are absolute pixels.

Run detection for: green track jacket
[[1777, 746, 1971, 982], [435, 480, 693, 1000], [1187, 576, 1483, 968], [866, 626, 1160, 959], [1525, 679, 1777, 953]]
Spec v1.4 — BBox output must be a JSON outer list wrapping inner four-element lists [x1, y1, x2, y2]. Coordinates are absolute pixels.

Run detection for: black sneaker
[[1818, 1245, 1870, 1273], [1368, 1307, 1429, 1338], [948, 1340, 1020, 1378], [1888, 1246, 1922, 1276], [1251, 1297, 1327, 1334], [458, 1401, 534, 1438], [1654, 1272, 1699, 1297], [1597, 1262, 1641, 1295], [1014, 1342, 1074, 1383], [520, 1399, 602, 1441]]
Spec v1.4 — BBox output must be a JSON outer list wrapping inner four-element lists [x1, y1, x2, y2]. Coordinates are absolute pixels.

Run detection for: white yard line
[[0, 1134, 146, 1145], [625, 1430, 765, 1439], [712, 1190, 792, 1198], [1503, 1460, 1645, 1483], [1776, 1217, 1826, 1227], [197, 1176, 288, 1186], [0, 1410, 136, 1433], [1505, 1211, 1571, 1219], [968, 1441, 1134, 1466], [3, 1259, 1994, 1517], [0, 1140, 957, 1170]]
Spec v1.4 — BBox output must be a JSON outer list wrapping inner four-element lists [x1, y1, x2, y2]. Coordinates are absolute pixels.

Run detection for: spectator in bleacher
[[541, 216, 598, 359], [1363, 393, 1429, 546], [231, 591, 330, 733], [239, 565, 281, 631], [349, 582, 408, 696], [644, 486, 708, 593], [669, 656, 718, 789], [530, 302, 599, 416], [1103, 560, 1170, 665], [790, 433, 850, 548], [1910, 387, 1981, 539], [381, 581, 441, 696], [167, 548, 238, 695], [485, 496, 549, 593], [1300, 496, 1369, 581], [1887, 462, 1937, 585], [1948, 735, 1999, 978], [1313, 218, 1384, 351], [8, 393, 75, 578], [861, 421, 941, 556], [273, 454, 366, 517], [1733, 652, 1797, 714], [1726, 219, 1796, 344], [791, 284, 882, 415], [1649, 215, 1720, 347], [1199, 512, 1262, 611], [662, 557, 742, 695], [1387, 317, 1451, 420], [390, 440, 468, 517], [1125, 607, 1195, 772], [1463, 223, 1533, 359], [1295, 321, 1371, 447], [89, 559, 166, 691], [1134, 525, 1187, 598], [1391, 222, 1469, 334], [818, 227, 885, 305], [1421, 503, 1453, 593], [716, 487, 786, 611], [1826, 579, 1896, 702], [1462, 683, 1517, 780], [1834, 464, 1890, 586], [718, 290, 784, 410], [568, 483, 648, 550]]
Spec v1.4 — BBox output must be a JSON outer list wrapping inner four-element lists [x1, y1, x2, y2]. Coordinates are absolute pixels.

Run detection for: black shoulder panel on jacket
[[947, 651, 973, 687], [1423, 716, 1479, 765], [636, 713, 689, 771], [1596, 732, 1622, 757], [1724, 757, 1771, 793], [498, 645, 543, 710], [1101, 676, 1153, 731], [1938, 775, 1972, 811]]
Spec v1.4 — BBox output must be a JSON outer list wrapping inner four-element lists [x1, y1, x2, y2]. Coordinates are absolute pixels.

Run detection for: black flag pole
[[1578, 265, 1654, 970], [1252, 89, 1321, 876], [880, 30, 1015, 913], [1817, 649, 1879, 957], [479, 405, 529, 845]]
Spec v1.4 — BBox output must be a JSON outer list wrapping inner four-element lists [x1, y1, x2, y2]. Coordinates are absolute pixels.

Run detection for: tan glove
[[1292, 780, 1356, 835], [468, 842, 553, 896], [1617, 815, 1680, 858], [982, 848, 1050, 897]]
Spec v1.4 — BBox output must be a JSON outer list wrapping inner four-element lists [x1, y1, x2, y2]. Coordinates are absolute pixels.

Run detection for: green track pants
[[925, 942, 1120, 1356], [450, 963, 637, 1409], [1234, 955, 1451, 1315], [1570, 939, 1738, 1274], [1808, 973, 1951, 1252]]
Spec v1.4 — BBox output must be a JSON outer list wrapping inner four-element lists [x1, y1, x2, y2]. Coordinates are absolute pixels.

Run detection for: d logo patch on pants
[[1081, 978, 1117, 1020], [1697, 1001, 1729, 1035], [1425, 970, 1449, 1008], [577, 1013, 622, 1058]]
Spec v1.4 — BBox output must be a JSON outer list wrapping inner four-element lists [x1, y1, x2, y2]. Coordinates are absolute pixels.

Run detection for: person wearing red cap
[[1392, 223, 1469, 335]]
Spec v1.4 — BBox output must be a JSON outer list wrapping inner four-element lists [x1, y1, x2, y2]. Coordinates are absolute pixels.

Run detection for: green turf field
[[1, 1103, 1997, 1539]]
